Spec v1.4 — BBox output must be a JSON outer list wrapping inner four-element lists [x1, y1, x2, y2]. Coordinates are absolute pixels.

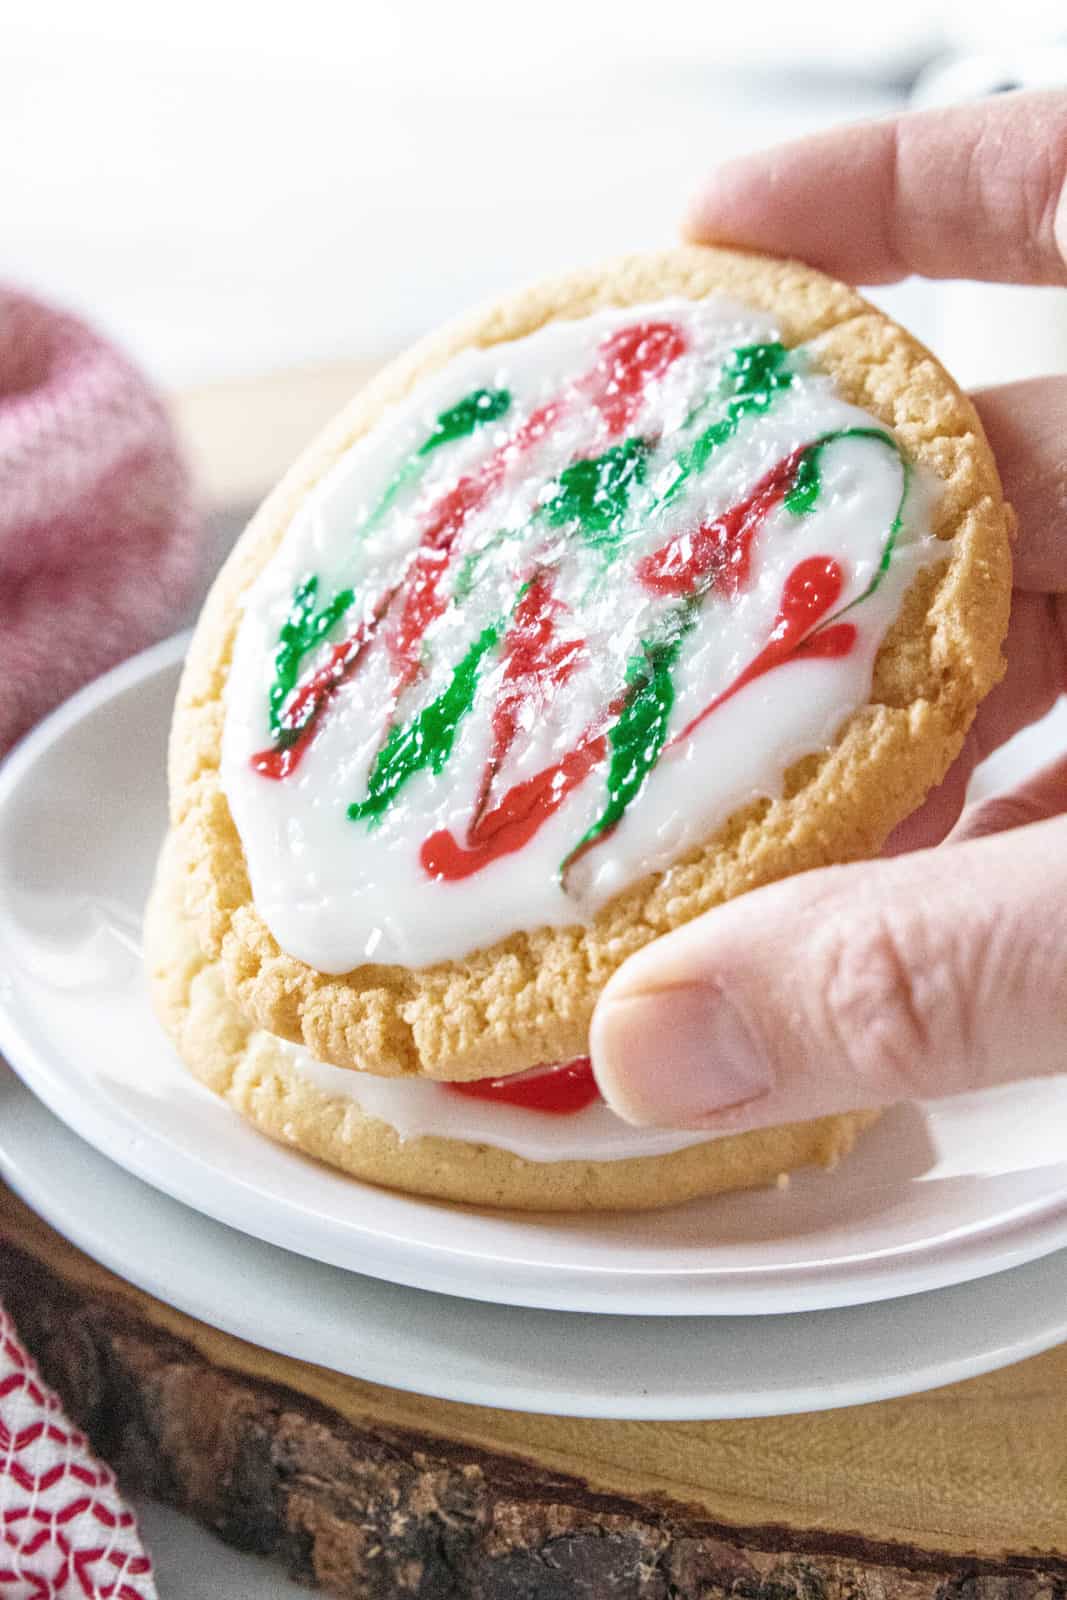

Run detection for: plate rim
[[2, 633, 1067, 1316], [3, 1063, 1067, 1420]]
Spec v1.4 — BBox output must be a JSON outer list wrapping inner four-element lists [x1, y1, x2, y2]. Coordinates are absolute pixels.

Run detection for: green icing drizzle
[[269, 576, 355, 737], [664, 342, 797, 506], [266, 386, 511, 735], [721, 340, 796, 407], [347, 621, 502, 824], [783, 448, 821, 517], [452, 526, 521, 603], [786, 426, 911, 605], [264, 339, 916, 890], [452, 345, 800, 604], [565, 422, 911, 867], [456, 434, 655, 601], [365, 387, 512, 533], [564, 607, 695, 869], [541, 437, 653, 549], [418, 388, 511, 456], [451, 550, 481, 605]]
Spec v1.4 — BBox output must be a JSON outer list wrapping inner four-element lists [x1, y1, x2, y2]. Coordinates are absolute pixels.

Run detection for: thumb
[[591, 811, 1067, 1133]]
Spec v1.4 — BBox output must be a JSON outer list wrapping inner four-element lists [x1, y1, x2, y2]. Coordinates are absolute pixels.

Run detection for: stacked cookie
[[146, 247, 1011, 1210]]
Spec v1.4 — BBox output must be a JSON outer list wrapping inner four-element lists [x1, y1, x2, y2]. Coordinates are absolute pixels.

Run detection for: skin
[[591, 89, 1067, 1133]]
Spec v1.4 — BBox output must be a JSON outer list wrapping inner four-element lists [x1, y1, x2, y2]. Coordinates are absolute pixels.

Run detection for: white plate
[[4, 1061, 1067, 1419], [1, 636, 1067, 1316], [130, 1500, 310, 1600]]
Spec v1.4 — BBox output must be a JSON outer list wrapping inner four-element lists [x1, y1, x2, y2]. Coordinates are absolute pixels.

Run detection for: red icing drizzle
[[388, 323, 688, 694], [476, 571, 585, 807], [425, 557, 857, 877], [420, 573, 607, 880], [446, 1056, 599, 1114], [420, 445, 860, 880], [581, 322, 688, 436], [638, 445, 807, 599], [671, 556, 856, 748], [251, 605, 388, 780], [253, 320, 689, 780], [388, 399, 565, 692], [421, 725, 608, 881]]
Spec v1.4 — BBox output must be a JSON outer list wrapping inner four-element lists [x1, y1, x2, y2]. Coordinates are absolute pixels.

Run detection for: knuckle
[[816, 903, 975, 1098]]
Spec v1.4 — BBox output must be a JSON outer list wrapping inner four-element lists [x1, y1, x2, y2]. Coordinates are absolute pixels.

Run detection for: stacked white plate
[[1, 635, 1067, 1421]]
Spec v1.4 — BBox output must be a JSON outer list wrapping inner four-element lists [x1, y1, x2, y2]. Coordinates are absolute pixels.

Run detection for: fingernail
[[591, 984, 773, 1128]]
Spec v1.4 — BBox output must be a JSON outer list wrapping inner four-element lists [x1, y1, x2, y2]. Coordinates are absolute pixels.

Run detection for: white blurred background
[[4, 0, 1067, 523], [4, 0, 1066, 393]]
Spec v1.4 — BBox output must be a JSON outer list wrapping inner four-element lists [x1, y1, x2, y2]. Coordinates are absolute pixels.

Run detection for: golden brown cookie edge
[[146, 835, 879, 1213], [168, 245, 1012, 1079]]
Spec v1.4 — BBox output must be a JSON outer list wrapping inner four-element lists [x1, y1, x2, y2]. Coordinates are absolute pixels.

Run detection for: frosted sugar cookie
[[146, 835, 877, 1210], [168, 246, 1011, 1082]]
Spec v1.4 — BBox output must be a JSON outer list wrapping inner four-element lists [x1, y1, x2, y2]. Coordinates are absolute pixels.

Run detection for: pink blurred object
[[0, 288, 202, 1590], [0, 286, 201, 757]]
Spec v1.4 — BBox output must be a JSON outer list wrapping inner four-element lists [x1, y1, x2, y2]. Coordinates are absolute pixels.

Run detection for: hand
[[591, 90, 1067, 1132]]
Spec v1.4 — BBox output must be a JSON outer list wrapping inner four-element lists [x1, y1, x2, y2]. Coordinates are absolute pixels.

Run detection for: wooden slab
[[0, 1182, 1063, 1599]]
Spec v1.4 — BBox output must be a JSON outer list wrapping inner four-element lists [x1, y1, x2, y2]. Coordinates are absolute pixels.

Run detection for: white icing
[[222, 297, 946, 971], [280, 1048, 715, 1163]]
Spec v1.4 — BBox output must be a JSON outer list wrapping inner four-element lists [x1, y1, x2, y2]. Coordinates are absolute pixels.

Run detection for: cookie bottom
[[146, 839, 878, 1213]]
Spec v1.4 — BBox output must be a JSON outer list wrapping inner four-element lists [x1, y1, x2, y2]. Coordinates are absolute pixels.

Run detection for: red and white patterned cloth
[[0, 285, 202, 1594], [0, 1307, 156, 1599]]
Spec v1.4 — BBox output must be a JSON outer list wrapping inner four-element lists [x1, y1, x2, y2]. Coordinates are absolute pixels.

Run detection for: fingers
[[972, 381, 1067, 593], [860, 371, 1067, 855], [952, 752, 1067, 843], [882, 590, 1067, 853], [591, 815, 1067, 1132], [879, 752, 974, 856], [684, 90, 1067, 287]]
